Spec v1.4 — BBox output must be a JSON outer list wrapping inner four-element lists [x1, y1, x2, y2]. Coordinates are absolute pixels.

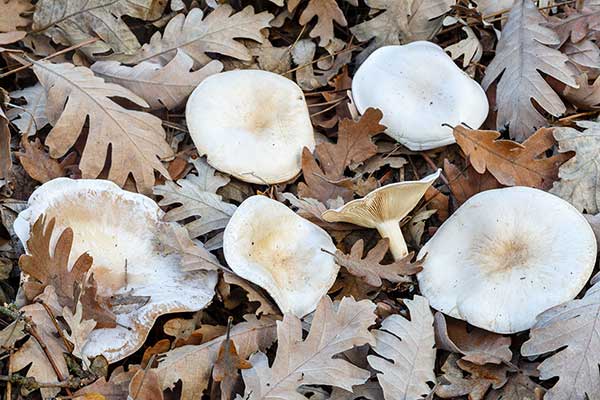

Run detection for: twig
[[40, 302, 73, 353]]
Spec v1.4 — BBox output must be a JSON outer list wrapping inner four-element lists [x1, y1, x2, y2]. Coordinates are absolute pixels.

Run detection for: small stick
[[40, 302, 73, 353]]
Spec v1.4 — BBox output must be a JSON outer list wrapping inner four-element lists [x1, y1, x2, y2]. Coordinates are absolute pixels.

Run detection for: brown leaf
[[437, 355, 509, 400], [129, 368, 164, 400], [486, 362, 544, 400], [453, 125, 571, 190], [63, 302, 96, 368], [330, 270, 379, 301], [299, 0, 347, 47], [424, 186, 449, 221], [213, 330, 252, 400], [331, 239, 422, 287], [141, 339, 171, 368], [223, 272, 278, 316], [16, 138, 75, 183], [0, 106, 11, 179], [443, 159, 502, 205], [299, 108, 385, 203], [547, 6, 600, 44], [563, 72, 600, 109], [0, 0, 32, 33], [434, 313, 512, 365]]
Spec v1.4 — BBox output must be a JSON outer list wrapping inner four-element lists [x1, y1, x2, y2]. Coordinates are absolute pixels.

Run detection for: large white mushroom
[[186, 69, 315, 184], [418, 187, 597, 334], [223, 195, 338, 317], [14, 178, 217, 362], [352, 41, 489, 150]]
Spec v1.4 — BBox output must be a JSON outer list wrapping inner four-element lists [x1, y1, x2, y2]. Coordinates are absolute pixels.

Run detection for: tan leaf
[[330, 270, 380, 301], [481, 0, 577, 141], [9, 83, 48, 137], [119, 5, 273, 67], [0, 0, 32, 33], [154, 158, 237, 240], [0, 319, 26, 350], [223, 272, 279, 316], [453, 125, 571, 190], [443, 159, 502, 205], [434, 312, 512, 365], [291, 38, 352, 90], [551, 121, 600, 213], [563, 73, 600, 109], [129, 368, 164, 400], [75, 365, 140, 400], [161, 222, 224, 271], [521, 282, 600, 400], [239, 296, 375, 399], [368, 295, 436, 400], [31, 60, 173, 193], [213, 330, 253, 400], [163, 318, 196, 344], [350, 0, 453, 62], [299, 0, 347, 47], [33, 0, 167, 59], [486, 362, 544, 400], [445, 26, 482, 68], [91, 51, 223, 110], [16, 137, 75, 183], [63, 302, 97, 368], [157, 314, 278, 400], [0, 105, 11, 179], [330, 239, 422, 287], [546, 6, 600, 44]]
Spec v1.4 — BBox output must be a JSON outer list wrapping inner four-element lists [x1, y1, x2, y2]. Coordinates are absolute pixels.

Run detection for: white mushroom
[[223, 195, 338, 317], [186, 69, 315, 184], [352, 41, 489, 150], [418, 187, 597, 334], [14, 178, 217, 362], [322, 170, 440, 260]]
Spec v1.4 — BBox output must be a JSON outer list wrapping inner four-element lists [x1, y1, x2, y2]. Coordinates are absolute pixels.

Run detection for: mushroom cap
[[186, 69, 315, 184], [223, 195, 338, 317], [352, 42, 489, 151], [322, 170, 440, 227], [14, 178, 217, 362], [417, 187, 597, 334]]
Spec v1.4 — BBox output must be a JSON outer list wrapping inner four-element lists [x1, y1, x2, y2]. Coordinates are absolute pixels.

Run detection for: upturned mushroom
[[322, 170, 440, 260], [223, 195, 338, 317], [352, 41, 489, 150], [417, 187, 597, 334], [186, 69, 315, 184], [14, 178, 217, 362]]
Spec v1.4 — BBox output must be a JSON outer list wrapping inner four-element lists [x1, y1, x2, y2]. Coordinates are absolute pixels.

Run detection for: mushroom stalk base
[[377, 220, 409, 260]]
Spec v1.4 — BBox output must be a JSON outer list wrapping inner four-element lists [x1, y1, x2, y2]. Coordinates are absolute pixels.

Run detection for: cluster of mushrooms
[[14, 41, 597, 363]]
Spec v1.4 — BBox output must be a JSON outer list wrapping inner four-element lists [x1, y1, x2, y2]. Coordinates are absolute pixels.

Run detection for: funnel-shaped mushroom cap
[[14, 178, 217, 362], [223, 195, 338, 317], [186, 69, 315, 184], [352, 42, 489, 151], [418, 187, 597, 334], [322, 170, 440, 259]]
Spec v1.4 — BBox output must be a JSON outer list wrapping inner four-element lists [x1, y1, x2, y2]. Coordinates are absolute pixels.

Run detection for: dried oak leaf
[[63, 302, 96, 369], [223, 272, 279, 316], [33, 0, 167, 59], [445, 26, 483, 68], [434, 312, 512, 365], [0, 105, 10, 179], [8, 83, 48, 137], [213, 333, 252, 400], [129, 368, 164, 400], [546, 6, 600, 44], [75, 365, 162, 400], [91, 50, 223, 111], [331, 239, 422, 287], [299, 108, 385, 203], [367, 295, 436, 400], [0, 0, 32, 44], [154, 158, 237, 241], [157, 314, 278, 400], [31, 60, 173, 194], [299, 0, 347, 47], [16, 137, 76, 183], [563, 73, 600, 109], [481, 0, 577, 141], [551, 121, 600, 213], [119, 5, 273, 67], [453, 125, 571, 190], [521, 282, 600, 400], [443, 159, 502, 205], [436, 355, 509, 400], [486, 362, 544, 400], [239, 296, 376, 399], [350, 0, 453, 62]]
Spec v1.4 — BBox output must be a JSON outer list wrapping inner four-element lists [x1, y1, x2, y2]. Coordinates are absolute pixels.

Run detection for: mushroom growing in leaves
[[418, 187, 597, 334], [223, 195, 338, 317], [352, 41, 489, 150], [186, 69, 315, 184], [14, 178, 217, 362], [322, 170, 440, 260]]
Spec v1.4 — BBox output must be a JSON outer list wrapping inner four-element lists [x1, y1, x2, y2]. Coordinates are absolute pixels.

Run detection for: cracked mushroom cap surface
[[186, 69, 315, 184], [417, 187, 597, 334], [352, 41, 489, 150], [223, 195, 338, 317], [14, 178, 217, 362]]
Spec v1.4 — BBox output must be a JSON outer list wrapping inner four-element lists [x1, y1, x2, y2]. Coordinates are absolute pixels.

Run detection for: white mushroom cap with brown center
[[14, 178, 217, 362], [352, 41, 489, 151], [417, 187, 597, 334], [223, 195, 338, 317], [186, 69, 315, 184], [322, 170, 440, 260]]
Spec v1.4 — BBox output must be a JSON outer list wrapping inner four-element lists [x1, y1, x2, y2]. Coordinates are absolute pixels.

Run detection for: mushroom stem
[[376, 220, 408, 260]]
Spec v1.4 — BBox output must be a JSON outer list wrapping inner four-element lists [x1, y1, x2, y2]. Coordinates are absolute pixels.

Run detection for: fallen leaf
[[486, 362, 544, 400], [223, 272, 279, 316], [91, 51, 223, 110], [9, 83, 48, 137], [367, 295, 436, 400], [31, 60, 173, 193], [0, 319, 26, 350], [161, 222, 224, 271], [0, 0, 32, 33], [563, 73, 600, 109], [436, 355, 509, 400], [547, 6, 600, 44], [129, 368, 164, 400], [63, 302, 97, 369], [330, 239, 422, 287], [157, 314, 278, 400], [75, 365, 140, 400], [163, 318, 197, 344], [443, 159, 502, 205], [562, 37, 600, 68], [16, 137, 75, 183], [445, 26, 483, 68], [119, 5, 273, 67], [213, 327, 253, 400], [434, 312, 512, 365], [481, 0, 577, 141], [453, 125, 571, 189], [521, 281, 600, 400], [299, 0, 347, 47], [291, 38, 352, 90], [0, 105, 11, 179], [239, 296, 375, 399]]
